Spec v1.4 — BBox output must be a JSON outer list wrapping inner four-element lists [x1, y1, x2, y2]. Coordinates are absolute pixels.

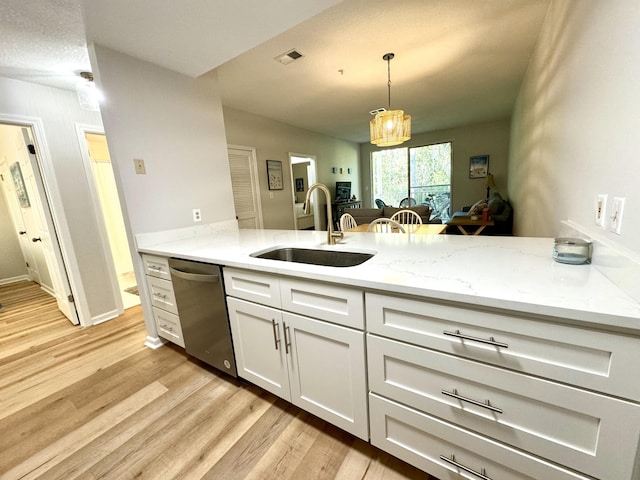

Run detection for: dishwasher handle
[[169, 266, 220, 283]]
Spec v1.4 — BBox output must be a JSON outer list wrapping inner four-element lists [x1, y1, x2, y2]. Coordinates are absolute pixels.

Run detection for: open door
[[20, 128, 79, 324]]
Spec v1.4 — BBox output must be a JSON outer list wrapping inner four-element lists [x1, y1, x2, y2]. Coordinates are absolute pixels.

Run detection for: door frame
[[289, 153, 320, 230], [75, 124, 125, 317], [0, 113, 82, 324]]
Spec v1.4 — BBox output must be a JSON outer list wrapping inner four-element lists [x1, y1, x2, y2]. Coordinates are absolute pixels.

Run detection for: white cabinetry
[[224, 268, 368, 440], [142, 254, 184, 348], [366, 292, 640, 480]]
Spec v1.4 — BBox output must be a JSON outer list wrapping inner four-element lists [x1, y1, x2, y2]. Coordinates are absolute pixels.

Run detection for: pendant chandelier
[[370, 53, 411, 147]]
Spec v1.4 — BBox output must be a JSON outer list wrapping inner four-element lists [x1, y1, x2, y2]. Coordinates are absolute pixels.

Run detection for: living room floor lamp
[[485, 173, 496, 199], [370, 53, 411, 147]]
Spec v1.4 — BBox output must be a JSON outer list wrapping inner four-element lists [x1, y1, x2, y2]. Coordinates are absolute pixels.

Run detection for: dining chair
[[390, 209, 423, 232], [367, 218, 406, 233], [339, 212, 358, 231]]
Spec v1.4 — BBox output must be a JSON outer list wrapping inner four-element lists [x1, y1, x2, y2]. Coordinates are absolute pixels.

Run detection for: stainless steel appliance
[[168, 258, 237, 377]]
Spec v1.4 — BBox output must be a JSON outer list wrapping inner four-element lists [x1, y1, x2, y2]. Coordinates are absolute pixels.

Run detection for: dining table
[[346, 223, 447, 234]]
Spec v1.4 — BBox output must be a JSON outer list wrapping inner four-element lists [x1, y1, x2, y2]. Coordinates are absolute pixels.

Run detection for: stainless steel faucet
[[304, 183, 344, 245]]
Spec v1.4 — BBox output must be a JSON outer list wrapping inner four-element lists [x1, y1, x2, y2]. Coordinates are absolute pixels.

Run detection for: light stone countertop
[[137, 228, 640, 332]]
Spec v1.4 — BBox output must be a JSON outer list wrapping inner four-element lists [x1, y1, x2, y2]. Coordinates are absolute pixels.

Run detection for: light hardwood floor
[[0, 281, 434, 480]]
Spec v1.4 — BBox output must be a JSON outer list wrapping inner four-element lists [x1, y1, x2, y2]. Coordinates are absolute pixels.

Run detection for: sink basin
[[250, 247, 374, 267]]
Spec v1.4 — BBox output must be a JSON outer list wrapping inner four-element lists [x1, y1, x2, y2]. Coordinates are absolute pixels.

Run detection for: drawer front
[[145, 276, 178, 315], [280, 277, 364, 329], [142, 254, 171, 281], [370, 394, 591, 480], [368, 334, 640, 480], [152, 306, 184, 348], [366, 292, 640, 401], [223, 267, 281, 308]]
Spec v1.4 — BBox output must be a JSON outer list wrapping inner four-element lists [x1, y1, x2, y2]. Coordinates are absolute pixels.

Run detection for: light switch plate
[[610, 197, 625, 234]]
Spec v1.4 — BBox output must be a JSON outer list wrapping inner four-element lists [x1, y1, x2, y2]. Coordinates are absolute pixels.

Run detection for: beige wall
[[359, 118, 511, 211], [509, 0, 640, 254], [223, 107, 360, 230]]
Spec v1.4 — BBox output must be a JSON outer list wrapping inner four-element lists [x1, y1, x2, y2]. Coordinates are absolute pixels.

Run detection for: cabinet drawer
[[366, 292, 640, 401], [370, 394, 591, 480], [368, 334, 640, 480], [280, 277, 364, 329], [145, 276, 178, 315], [152, 306, 184, 348], [223, 267, 281, 308], [141, 254, 172, 281]]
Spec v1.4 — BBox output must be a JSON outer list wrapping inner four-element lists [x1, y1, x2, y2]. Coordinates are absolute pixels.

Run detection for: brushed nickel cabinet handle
[[443, 329, 508, 348], [271, 319, 280, 350], [441, 388, 503, 414], [440, 454, 493, 480], [283, 322, 291, 354]]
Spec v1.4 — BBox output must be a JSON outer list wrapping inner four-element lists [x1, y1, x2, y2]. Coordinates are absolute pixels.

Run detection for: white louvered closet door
[[227, 146, 264, 229]]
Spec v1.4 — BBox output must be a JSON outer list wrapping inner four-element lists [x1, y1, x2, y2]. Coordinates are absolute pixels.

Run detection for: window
[[371, 142, 452, 221]]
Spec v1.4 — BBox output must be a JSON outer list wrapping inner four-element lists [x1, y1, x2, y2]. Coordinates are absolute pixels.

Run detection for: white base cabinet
[[225, 269, 368, 440], [142, 254, 184, 347]]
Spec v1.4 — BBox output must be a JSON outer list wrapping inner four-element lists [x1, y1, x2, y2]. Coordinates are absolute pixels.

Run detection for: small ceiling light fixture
[[370, 53, 411, 147], [76, 71, 101, 111]]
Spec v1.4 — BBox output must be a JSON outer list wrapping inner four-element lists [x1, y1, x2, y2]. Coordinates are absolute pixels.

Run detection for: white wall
[[359, 118, 511, 211], [509, 0, 640, 254], [91, 45, 236, 235], [223, 107, 361, 230], [0, 75, 117, 321]]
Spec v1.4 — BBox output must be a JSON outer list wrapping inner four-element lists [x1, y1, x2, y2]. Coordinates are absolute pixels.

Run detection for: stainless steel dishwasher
[[168, 258, 237, 377]]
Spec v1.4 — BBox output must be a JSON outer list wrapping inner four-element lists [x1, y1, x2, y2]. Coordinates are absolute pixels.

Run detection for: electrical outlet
[[133, 158, 146, 174], [595, 194, 607, 227], [609, 197, 625, 234], [192, 208, 201, 222]]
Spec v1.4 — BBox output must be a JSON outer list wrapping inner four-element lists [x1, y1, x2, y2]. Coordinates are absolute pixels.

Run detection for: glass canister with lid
[[552, 237, 592, 264]]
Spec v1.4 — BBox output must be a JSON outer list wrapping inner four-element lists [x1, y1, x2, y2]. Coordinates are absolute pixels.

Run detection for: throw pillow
[[468, 199, 488, 216]]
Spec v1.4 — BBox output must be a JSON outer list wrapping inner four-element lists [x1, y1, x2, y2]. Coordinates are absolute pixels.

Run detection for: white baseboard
[[91, 309, 120, 325], [0, 275, 30, 286]]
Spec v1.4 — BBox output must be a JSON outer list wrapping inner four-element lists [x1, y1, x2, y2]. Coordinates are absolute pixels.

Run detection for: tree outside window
[[371, 142, 452, 221]]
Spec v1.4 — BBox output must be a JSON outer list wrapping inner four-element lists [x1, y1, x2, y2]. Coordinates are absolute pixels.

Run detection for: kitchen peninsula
[[138, 226, 640, 480]]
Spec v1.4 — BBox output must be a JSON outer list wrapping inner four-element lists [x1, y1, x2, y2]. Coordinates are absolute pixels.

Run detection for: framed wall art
[[266, 160, 284, 190], [469, 155, 489, 179], [10, 162, 31, 208], [295, 177, 304, 192]]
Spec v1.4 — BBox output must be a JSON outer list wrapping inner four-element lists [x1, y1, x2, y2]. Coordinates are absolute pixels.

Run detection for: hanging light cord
[[383, 53, 394, 110]]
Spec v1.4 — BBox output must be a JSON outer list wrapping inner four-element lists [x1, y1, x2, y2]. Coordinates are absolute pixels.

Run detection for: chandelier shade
[[370, 53, 411, 146]]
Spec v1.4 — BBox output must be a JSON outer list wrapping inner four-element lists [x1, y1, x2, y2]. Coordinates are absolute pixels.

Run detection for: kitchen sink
[[250, 247, 375, 267]]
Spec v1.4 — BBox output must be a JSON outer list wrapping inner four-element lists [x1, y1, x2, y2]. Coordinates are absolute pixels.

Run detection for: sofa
[[450, 192, 513, 235], [343, 205, 436, 225]]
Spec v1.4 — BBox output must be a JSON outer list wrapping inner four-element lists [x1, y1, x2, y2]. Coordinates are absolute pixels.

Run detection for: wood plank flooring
[[0, 281, 434, 480]]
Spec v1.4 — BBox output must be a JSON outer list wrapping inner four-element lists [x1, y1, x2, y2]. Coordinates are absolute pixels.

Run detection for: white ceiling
[[0, 0, 550, 144]]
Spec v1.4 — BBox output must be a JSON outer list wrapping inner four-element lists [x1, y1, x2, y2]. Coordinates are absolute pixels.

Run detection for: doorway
[[0, 122, 79, 324], [289, 153, 320, 230], [78, 128, 139, 310]]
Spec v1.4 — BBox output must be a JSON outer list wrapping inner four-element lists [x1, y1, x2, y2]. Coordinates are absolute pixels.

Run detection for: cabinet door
[[226, 297, 290, 401], [284, 312, 368, 440]]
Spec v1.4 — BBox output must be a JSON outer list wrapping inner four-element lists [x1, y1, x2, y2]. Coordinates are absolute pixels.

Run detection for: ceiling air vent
[[275, 49, 303, 65]]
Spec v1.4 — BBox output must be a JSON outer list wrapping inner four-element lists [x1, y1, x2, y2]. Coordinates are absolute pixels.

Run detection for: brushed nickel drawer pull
[[271, 319, 280, 350], [443, 329, 508, 349], [442, 388, 503, 414], [283, 322, 291, 354], [440, 454, 493, 480]]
